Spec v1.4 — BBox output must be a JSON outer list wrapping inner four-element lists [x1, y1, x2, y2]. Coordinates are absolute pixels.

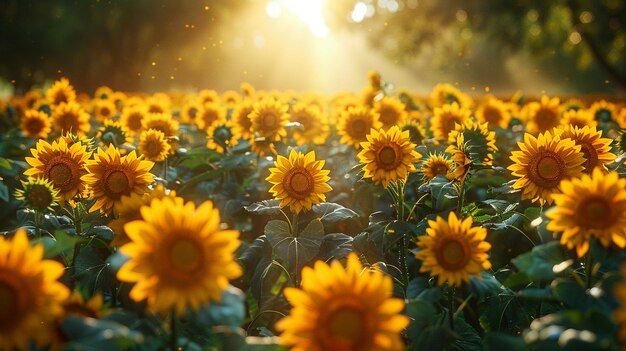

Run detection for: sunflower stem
[[448, 285, 456, 331], [585, 251, 594, 289], [170, 310, 178, 351], [292, 211, 300, 287], [34, 210, 42, 238], [456, 180, 466, 217], [162, 157, 169, 182]]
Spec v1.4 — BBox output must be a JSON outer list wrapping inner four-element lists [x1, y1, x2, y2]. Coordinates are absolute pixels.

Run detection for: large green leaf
[[511, 241, 565, 282], [245, 200, 282, 216], [311, 202, 359, 226], [265, 219, 324, 271]]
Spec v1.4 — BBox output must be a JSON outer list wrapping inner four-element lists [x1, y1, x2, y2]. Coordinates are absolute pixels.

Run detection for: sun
[[267, 0, 330, 37]]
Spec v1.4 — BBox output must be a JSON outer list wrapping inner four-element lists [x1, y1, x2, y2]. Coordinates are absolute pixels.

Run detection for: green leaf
[[245, 200, 282, 216], [511, 241, 565, 282], [0, 157, 11, 170], [0, 181, 8, 202], [483, 332, 525, 351], [317, 233, 353, 261], [193, 286, 246, 328], [87, 225, 115, 241], [266, 219, 324, 271], [62, 316, 143, 350], [73, 246, 114, 293], [429, 175, 457, 211], [37, 230, 79, 259], [311, 202, 359, 225], [551, 279, 588, 309]]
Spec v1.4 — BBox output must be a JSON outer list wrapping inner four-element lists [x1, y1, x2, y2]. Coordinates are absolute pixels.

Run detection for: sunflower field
[[1, 73, 626, 351]]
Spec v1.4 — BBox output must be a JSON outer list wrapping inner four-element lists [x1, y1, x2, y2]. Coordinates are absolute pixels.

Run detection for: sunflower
[[589, 99, 616, 123], [109, 184, 176, 247], [180, 100, 202, 124], [521, 96, 561, 134], [430, 83, 472, 109], [232, 100, 254, 140], [615, 107, 626, 129], [240, 82, 256, 97], [96, 120, 132, 149], [289, 103, 330, 145], [20, 109, 52, 139], [51, 290, 107, 348], [120, 104, 148, 136], [24, 137, 92, 204], [546, 169, 626, 257], [141, 112, 179, 140], [51, 101, 91, 136], [415, 212, 492, 286], [445, 144, 473, 183], [206, 121, 237, 153], [266, 149, 332, 214], [373, 97, 407, 129], [0, 228, 69, 350], [556, 125, 615, 173], [83, 147, 154, 215], [448, 119, 498, 166], [508, 131, 585, 205], [138, 129, 171, 162], [198, 89, 220, 105], [275, 253, 409, 351], [94, 99, 117, 121], [195, 102, 226, 131], [560, 98, 585, 112], [361, 85, 379, 106], [94, 86, 114, 100], [46, 78, 76, 107], [476, 98, 511, 129], [368, 70, 382, 89], [117, 197, 242, 315], [430, 102, 471, 140], [249, 97, 290, 142], [358, 126, 421, 188], [15, 177, 59, 212], [145, 95, 170, 114], [400, 119, 427, 145], [221, 90, 241, 107], [560, 109, 597, 129], [249, 137, 277, 157], [421, 153, 453, 181], [338, 106, 382, 148]]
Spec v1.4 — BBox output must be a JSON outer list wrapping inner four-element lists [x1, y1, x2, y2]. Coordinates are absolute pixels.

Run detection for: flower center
[[579, 143, 598, 173], [436, 237, 470, 270], [328, 307, 364, 343], [262, 112, 279, 130], [54, 92, 69, 105], [534, 108, 559, 132], [29, 184, 53, 210], [100, 107, 111, 118], [127, 113, 143, 131], [145, 139, 161, 157], [59, 112, 79, 132], [430, 162, 450, 177], [48, 161, 73, 187], [576, 195, 613, 229], [0, 276, 25, 329], [379, 107, 398, 126], [377, 145, 400, 170], [170, 239, 203, 272], [350, 119, 368, 137], [283, 167, 314, 198], [529, 151, 565, 188], [482, 106, 501, 124], [105, 170, 131, 195], [25, 118, 44, 135]]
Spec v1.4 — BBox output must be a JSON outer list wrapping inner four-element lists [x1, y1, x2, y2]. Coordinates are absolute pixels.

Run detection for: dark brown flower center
[[29, 184, 53, 210], [379, 107, 399, 126], [283, 167, 314, 199], [482, 106, 502, 125], [376, 145, 400, 170], [534, 107, 559, 132], [576, 195, 613, 229], [436, 237, 471, 271], [25, 117, 44, 135], [104, 170, 132, 196], [46, 158, 78, 190], [350, 118, 368, 138], [579, 143, 598, 173], [0, 274, 27, 330], [145, 139, 161, 158], [261, 112, 279, 130], [528, 150, 565, 188], [328, 307, 364, 342]]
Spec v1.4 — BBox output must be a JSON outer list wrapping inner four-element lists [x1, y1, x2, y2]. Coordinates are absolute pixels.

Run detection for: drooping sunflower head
[[120, 104, 148, 136], [358, 126, 422, 188], [240, 82, 256, 97], [117, 197, 242, 315], [556, 125, 616, 173], [476, 97, 512, 129], [430, 102, 472, 140], [20, 109, 52, 139], [266, 149, 332, 214], [338, 105, 382, 148], [93, 99, 117, 121], [560, 109, 597, 129], [275, 253, 409, 351], [83, 147, 155, 215], [508, 131, 585, 205], [249, 136, 278, 157], [249, 97, 290, 142], [195, 102, 226, 131], [51, 101, 91, 136], [46, 78, 76, 107], [445, 144, 472, 183], [448, 119, 498, 166], [289, 103, 330, 146], [400, 119, 427, 145], [0, 228, 69, 350], [373, 96, 408, 129], [96, 120, 132, 149], [421, 153, 454, 181], [589, 99, 616, 124], [109, 184, 176, 247], [206, 121, 238, 153], [547, 169, 626, 257], [415, 211, 492, 286], [14, 177, 59, 212], [368, 70, 382, 89], [521, 96, 562, 134], [138, 129, 171, 162], [24, 137, 92, 204]]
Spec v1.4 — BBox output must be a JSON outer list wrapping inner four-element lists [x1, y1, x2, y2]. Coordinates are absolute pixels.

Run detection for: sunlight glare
[[268, 0, 330, 38]]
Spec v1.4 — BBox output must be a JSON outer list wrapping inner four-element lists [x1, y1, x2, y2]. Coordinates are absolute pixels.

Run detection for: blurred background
[[1, 0, 625, 96]]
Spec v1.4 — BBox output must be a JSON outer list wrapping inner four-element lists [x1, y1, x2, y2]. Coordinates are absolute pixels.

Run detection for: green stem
[[456, 180, 466, 216], [162, 157, 169, 182], [171, 310, 177, 351], [448, 285, 456, 331], [292, 211, 300, 287], [585, 251, 594, 289], [34, 210, 42, 238]]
